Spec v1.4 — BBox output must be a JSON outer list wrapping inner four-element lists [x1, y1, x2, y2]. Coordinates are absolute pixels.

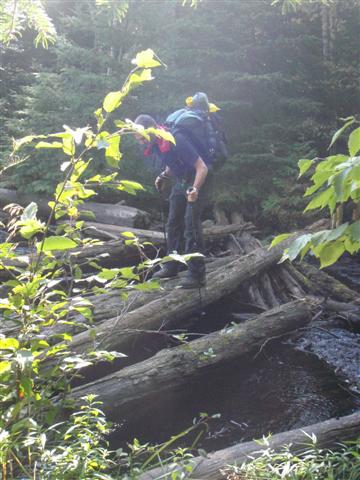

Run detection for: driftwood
[[70, 300, 311, 415], [67, 235, 301, 356], [140, 411, 360, 480], [0, 188, 150, 228]]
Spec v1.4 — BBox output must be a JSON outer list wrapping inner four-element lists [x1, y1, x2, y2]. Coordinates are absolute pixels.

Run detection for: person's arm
[[155, 166, 172, 192], [187, 157, 208, 202]]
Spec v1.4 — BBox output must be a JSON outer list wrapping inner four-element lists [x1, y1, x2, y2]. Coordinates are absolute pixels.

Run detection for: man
[[134, 114, 208, 289]]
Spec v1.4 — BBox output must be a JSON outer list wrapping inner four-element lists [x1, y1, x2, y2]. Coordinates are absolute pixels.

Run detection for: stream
[[110, 254, 360, 452]]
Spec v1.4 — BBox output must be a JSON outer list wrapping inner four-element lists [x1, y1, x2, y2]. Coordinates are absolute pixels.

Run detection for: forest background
[[0, 0, 359, 232]]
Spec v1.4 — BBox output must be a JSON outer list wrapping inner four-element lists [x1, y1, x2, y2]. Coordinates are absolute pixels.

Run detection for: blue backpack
[[165, 93, 228, 169]]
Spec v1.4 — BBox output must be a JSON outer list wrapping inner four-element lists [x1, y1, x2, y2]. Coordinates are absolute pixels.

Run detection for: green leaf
[[298, 159, 314, 177], [148, 127, 176, 144], [118, 180, 144, 195], [129, 69, 153, 86], [21, 202, 38, 221], [348, 221, 360, 242], [269, 233, 292, 248], [131, 49, 161, 68], [105, 135, 122, 168], [282, 234, 312, 262], [304, 187, 333, 212], [35, 141, 63, 149], [333, 167, 352, 201], [133, 280, 159, 292], [0, 338, 19, 351], [325, 223, 349, 242], [103, 91, 123, 113], [328, 119, 355, 150], [19, 219, 45, 239], [62, 136, 75, 156], [0, 361, 11, 375], [41, 236, 77, 252], [348, 127, 360, 157], [20, 376, 33, 398], [317, 241, 346, 268], [121, 231, 136, 239]]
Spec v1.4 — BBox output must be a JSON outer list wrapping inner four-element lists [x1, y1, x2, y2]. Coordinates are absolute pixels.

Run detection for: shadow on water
[[109, 343, 360, 452]]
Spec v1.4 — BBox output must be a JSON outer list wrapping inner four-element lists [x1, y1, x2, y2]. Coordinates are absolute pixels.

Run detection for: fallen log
[[67, 235, 301, 356], [70, 300, 311, 415], [81, 221, 255, 241], [291, 262, 359, 303], [139, 411, 360, 480], [0, 188, 150, 228]]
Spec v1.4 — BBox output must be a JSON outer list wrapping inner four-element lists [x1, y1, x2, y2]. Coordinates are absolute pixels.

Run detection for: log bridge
[[0, 191, 359, 477]]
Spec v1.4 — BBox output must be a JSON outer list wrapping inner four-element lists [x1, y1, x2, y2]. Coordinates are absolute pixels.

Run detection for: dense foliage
[[1, 0, 359, 229]]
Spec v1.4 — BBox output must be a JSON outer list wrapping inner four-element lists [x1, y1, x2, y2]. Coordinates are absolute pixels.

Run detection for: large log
[[292, 262, 359, 303], [82, 221, 255, 241], [0, 188, 150, 228], [140, 411, 360, 480], [70, 300, 311, 414], [67, 235, 300, 356]]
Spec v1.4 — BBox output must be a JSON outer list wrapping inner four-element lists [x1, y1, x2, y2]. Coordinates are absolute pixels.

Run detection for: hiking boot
[[178, 273, 206, 289], [152, 262, 178, 279]]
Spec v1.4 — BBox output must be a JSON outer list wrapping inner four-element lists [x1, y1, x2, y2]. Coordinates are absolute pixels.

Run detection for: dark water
[[110, 344, 359, 452]]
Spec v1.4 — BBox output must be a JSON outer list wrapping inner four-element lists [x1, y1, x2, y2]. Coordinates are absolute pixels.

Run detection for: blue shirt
[[158, 132, 200, 179]]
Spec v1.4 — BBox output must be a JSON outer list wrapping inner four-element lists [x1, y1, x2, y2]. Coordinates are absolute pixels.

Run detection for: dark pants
[[166, 179, 207, 279]]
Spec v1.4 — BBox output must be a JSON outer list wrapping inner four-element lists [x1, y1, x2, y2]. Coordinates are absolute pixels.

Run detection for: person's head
[[134, 114, 157, 144]]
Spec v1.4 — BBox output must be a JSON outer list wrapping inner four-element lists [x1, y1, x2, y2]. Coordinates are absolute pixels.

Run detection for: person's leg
[[153, 183, 186, 278], [180, 187, 207, 287]]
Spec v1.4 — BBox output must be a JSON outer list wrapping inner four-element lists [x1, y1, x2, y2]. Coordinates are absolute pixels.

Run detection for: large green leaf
[[103, 91, 123, 113], [317, 241, 346, 268], [284, 234, 312, 261], [304, 187, 333, 212], [41, 236, 77, 251], [105, 135, 122, 168], [348, 127, 360, 157], [348, 221, 360, 242]]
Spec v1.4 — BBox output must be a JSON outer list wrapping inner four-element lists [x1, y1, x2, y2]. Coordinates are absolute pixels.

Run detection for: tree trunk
[[139, 411, 360, 480], [69, 300, 311, 415], [0, 188, 150, 228]]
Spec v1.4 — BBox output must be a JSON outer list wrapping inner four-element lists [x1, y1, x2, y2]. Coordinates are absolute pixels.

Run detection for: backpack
[[165, 92, 228, 170]]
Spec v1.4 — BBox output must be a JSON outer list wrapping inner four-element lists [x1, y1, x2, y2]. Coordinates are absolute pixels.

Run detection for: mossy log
[[70, 300, 311, 415], [139, 411, 360, 480], [67, 236, 299, 356]]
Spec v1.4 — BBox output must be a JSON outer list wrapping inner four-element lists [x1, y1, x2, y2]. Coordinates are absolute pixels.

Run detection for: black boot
[[152, 261, 179, 279]]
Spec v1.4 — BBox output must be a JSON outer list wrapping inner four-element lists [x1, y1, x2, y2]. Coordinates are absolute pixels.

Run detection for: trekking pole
[[159, 192, 167, 246]]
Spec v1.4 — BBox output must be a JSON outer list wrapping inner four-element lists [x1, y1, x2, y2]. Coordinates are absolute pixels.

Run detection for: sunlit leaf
[[40, 236, 77, 252], [348, 127, 360, 157], [103, 91, 123, 113], [0, 338, 19, 351], [298, 159, 313, 177], [131, 49, 161, 68], [35, 141, 63, 149], [269, 233, 292, 248], [328, 119, 355, 150]]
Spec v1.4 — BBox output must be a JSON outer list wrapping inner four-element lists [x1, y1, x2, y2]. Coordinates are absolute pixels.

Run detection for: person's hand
[[155, 175, 165, 192], [186, 186, 199, 203]]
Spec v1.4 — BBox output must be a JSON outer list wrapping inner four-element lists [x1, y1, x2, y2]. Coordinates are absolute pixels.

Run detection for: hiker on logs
[[134, 93, 223, 289]]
